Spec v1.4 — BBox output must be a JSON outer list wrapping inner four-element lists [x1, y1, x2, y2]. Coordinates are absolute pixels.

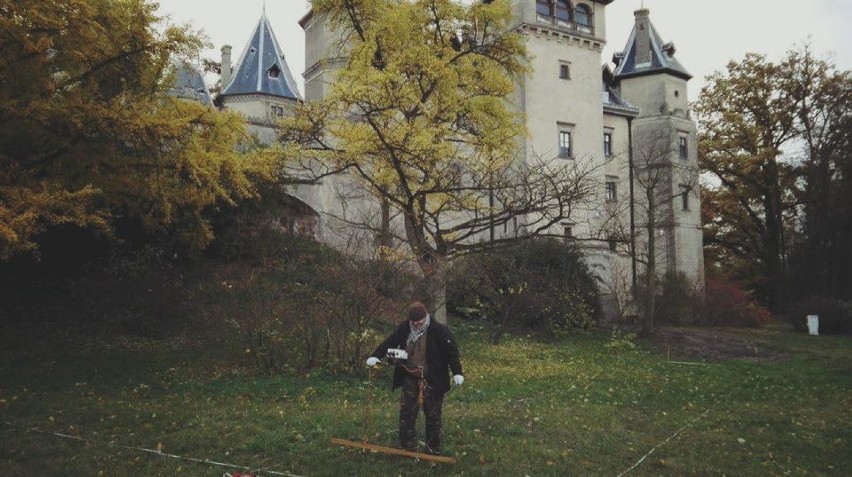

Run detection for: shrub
[[448, 239, 600, 343], [0, 245, 194, 339], [788, 297, 852, 335], [695, 277, 772, 328], [208, 239, 417, 374], [653, 272, 700, 325]]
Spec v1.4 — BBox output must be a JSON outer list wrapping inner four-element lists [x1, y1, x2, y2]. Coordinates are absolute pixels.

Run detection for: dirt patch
[[643, 326, 787, 362]]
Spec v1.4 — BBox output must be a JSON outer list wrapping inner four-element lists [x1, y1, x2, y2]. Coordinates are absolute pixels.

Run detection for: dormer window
[[268, 64, 281, 79]]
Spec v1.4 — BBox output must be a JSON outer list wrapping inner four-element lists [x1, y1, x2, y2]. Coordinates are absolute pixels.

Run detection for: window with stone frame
[[575, 3, 592, 26], [558, 130, 572, 158], [607, 236, 618, 252], [555, 0, 571, 22], [679, 135, 688, 160], [536, 0, 552, 17], [605, 179, 617, 202], [559, 62, 571, 80], [679, 184, 690, 210], [603, 131, 613, 156]]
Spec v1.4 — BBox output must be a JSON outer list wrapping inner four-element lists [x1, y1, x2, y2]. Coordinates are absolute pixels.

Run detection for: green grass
[[1, 324, 850, 476]]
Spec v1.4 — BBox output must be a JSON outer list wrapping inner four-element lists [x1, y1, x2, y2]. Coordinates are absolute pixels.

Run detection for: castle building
[[218, 1, 704, 315], [219, 10, 302, 143], [217, 10, 319, 236], [506, 1, 704, 308]]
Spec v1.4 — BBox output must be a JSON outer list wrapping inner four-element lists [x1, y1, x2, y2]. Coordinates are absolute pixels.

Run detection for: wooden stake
[[330, 438, 457, 464]]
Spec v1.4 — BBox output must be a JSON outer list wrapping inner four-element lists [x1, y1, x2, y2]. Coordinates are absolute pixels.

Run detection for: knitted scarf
[[407, 314, 431, 345]]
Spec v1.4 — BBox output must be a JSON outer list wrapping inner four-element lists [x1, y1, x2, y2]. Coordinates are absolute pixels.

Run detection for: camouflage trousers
[[398, 376, 444, 454]]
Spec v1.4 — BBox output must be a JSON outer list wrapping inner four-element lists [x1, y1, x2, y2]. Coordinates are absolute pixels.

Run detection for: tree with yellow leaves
[[0, 0, 276, 260], [282, 0, 596, 322]]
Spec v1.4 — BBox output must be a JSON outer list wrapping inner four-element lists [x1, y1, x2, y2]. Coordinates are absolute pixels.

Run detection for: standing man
[[366, 301, 464, 455]]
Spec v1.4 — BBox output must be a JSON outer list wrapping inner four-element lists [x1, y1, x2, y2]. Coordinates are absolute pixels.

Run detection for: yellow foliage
[[282, 0, 530, 265], [0, 0, 274, 259]]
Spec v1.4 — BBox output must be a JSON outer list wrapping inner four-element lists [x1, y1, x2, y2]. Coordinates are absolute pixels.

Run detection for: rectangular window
[[679, 184, 690, 210], [608, 238, 618, 252], [563, 225, 573, 239], [559, 63, 570, 80], [605, 181, 617, 202], [558, 131, 572, 158], [603, 132, 613, 156], [679, 136, 688, 160]]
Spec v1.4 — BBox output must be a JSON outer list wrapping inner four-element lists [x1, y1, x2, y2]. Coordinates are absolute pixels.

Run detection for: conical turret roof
[[612, 9, 691, 81], [221, 12, 301, 100], [167, 61, 213, 106]]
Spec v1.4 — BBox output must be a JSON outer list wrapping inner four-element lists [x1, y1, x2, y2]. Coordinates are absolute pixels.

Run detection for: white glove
[[366, 357, 380, 367], [453, 375, 464, 386]]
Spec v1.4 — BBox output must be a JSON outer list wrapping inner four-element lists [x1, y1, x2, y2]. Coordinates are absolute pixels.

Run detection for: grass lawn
[[1, 322, 849, 476]]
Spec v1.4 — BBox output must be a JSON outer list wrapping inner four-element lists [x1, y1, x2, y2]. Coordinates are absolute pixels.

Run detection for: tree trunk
[[403, 210, 449, 323], [420, 261, 448, 324], [641, 190, 657, 337], [491, 308, 511, 345], [762, 161, 786, 310]]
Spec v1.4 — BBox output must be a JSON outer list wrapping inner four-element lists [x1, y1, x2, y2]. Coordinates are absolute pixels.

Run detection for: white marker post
[[807, 315, 819, 336]]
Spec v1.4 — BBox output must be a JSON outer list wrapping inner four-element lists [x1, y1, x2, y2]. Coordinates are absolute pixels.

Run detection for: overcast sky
[[155, 0, 851, 101]]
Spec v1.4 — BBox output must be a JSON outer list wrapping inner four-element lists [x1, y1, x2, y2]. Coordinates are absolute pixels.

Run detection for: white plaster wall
[[520, 27, 606, 240]]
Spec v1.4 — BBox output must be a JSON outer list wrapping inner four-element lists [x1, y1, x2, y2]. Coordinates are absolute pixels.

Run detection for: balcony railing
[[536, 14, 594, 36]]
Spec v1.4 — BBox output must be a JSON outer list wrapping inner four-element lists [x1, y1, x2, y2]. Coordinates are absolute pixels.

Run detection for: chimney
[[633, 9, 651, 65], [221, 45, 232, 88]]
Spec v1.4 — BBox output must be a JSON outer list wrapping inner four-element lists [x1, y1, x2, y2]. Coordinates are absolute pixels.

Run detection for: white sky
[[155, 0, 851, 101]]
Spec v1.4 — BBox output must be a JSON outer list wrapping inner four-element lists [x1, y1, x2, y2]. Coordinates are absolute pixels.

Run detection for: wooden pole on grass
[[330, 438, 457, 464]]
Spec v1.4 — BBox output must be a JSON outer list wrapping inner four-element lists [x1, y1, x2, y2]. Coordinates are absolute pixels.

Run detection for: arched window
[[575, 3, 591, 26], [536, 0, 553, 17], [555, 0, 571, 22]]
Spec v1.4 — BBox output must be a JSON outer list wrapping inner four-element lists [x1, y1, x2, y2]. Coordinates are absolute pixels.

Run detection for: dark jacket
[[370, 320, 463, 397]]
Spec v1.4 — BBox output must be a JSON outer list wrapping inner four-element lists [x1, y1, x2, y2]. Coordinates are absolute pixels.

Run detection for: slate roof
[[602, 65, 639, 116], [221, 12, 301, 100], [166, 62, 212, 106], [612, 11, 691, 81]]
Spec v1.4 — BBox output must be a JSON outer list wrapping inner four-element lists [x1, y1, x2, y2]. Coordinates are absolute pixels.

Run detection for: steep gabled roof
[[221, 12, 301, 100], [612, 9, 691, 81]]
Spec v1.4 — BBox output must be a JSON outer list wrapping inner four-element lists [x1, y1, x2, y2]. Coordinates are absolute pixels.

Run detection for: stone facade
[[220, 2, 705, 315]]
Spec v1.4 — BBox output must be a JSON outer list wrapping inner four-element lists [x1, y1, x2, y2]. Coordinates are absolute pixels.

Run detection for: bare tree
[[591, 126, 699, 335], [632, 127, 699, 335]]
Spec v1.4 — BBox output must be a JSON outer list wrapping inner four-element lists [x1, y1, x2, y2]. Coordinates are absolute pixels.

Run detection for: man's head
[[408, 301, 429, 328]]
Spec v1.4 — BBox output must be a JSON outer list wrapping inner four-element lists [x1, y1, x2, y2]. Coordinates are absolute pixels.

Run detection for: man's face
[[411, 317, 427, 329]]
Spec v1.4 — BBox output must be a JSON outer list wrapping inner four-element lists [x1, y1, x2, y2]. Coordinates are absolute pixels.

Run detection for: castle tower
[[514, 0, 615, 177], [219, 10, 302, 142], [218, 11, 319, 237], [612, 8, 704, 286], [512, 1, 631, 247], [166, 61, 213, 106], [299, 8, 347, 103]]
